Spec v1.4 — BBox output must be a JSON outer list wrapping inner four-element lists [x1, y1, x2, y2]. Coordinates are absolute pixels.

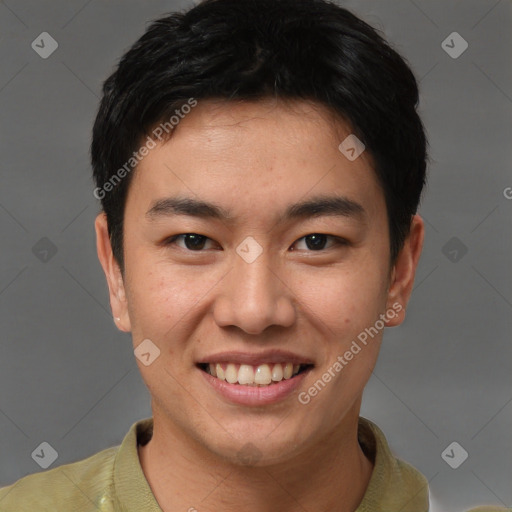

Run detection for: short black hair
[[91, 0, 428, 273]]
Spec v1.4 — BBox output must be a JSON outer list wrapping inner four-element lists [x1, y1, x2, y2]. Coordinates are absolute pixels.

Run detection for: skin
[[95, 99, 424, 512]]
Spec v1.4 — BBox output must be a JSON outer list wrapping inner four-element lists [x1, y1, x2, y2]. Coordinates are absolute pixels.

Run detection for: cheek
[[297, 262, 389, 335], [124, 262, 203, 340]]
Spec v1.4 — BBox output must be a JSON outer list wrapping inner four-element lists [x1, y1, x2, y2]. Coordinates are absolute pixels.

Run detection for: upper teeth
[[206, 363, 302, 386]]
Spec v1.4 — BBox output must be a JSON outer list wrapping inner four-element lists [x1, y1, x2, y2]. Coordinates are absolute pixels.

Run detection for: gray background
[[0, 1, 511, 510]]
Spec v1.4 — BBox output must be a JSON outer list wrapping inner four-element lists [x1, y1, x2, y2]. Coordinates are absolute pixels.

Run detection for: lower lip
[[199, 366, 312, 406]]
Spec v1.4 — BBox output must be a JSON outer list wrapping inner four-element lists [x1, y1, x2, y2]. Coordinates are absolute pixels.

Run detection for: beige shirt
[[0, 416, 432, 511]]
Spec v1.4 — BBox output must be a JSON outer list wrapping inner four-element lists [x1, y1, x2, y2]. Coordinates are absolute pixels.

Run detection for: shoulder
[[0, 445, 118, 512]]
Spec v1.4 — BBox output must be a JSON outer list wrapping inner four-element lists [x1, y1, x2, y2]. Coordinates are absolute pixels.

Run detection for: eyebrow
[[145, 194, 366, 224]]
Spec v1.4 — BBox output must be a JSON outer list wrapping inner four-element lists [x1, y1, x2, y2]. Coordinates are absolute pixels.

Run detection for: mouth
[[196, 362, 314, 387]]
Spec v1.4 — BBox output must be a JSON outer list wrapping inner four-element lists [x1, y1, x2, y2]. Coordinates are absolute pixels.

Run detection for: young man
[[4, 0, 500, 511]]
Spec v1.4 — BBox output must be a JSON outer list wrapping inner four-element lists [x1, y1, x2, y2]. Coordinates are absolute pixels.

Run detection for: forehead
[[127, 99, 383, 223], [151, 99, 356, 154]]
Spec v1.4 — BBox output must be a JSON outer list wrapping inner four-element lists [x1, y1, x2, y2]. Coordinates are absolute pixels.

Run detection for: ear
[[95, 212, 131, 332], [384, 214, 424, 327]]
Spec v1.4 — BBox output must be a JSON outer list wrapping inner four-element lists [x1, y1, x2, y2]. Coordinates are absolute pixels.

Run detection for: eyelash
[[162, 233, 349, 252]]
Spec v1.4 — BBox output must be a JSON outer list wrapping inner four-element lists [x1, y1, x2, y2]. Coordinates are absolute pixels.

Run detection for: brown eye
[[165, 234, 215, 251], [291, 234, 347, 252]]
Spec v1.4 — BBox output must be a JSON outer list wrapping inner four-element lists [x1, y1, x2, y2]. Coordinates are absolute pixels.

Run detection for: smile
[[198, 362, 313, 386]]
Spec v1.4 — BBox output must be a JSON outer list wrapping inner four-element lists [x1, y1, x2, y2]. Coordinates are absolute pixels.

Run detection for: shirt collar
[[355, 417, 429, 511], [113, 417, 162, 511]]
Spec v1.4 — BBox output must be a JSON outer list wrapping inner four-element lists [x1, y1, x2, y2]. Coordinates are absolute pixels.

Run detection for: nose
[[213, 250, 296, 335]]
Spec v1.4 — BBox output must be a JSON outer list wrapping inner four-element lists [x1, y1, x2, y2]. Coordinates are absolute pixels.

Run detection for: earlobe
[[384, 214, 424, 327], [94, 213, 131, 332]]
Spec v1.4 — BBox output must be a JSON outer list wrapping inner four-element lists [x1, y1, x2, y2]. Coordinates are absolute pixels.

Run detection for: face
[[96, 99, 423, 465]]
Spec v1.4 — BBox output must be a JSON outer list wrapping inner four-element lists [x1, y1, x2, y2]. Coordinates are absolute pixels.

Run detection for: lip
[[199, 364, 313, 406], [196, 349, 315, 366]]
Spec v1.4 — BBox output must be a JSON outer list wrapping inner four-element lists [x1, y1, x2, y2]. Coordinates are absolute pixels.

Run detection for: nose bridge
[[215, 243, 295, 334], [236, 250, 275, 302]]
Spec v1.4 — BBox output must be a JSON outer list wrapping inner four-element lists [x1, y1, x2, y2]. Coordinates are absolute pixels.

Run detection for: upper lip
[[196, 349, 315, 366]]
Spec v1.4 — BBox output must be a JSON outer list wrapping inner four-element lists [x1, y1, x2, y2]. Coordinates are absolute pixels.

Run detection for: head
[[93, 0, 426, 465]]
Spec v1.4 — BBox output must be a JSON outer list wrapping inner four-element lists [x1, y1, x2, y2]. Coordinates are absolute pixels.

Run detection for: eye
[[164, 233, 217, 251], [291, 233, 348, 252], [163, 233, 348, 252]]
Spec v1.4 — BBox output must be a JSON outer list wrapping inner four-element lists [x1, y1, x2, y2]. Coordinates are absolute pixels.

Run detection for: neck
[[138, 405, 373, 512]]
